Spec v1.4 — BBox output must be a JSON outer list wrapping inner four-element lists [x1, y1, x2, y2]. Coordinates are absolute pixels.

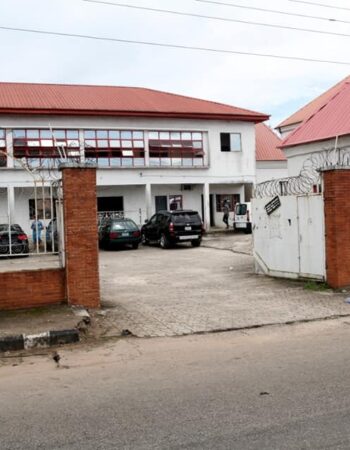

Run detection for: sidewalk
[[0, 305, 87, 352]]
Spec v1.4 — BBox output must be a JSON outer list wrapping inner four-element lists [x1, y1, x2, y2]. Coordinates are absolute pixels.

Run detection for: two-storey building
[[0, 82, 268, 233]]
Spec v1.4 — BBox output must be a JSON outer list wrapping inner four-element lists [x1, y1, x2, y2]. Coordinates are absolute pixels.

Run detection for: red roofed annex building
[[0, 82, 271, 232], [255, 123, 287, 183], [278, 76, 350, 177]]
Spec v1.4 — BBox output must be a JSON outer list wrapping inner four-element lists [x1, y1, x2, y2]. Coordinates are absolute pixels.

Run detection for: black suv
[[141, 210, 204, 249]]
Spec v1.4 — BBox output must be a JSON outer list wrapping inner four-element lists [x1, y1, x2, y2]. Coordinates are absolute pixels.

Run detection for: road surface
[[1, 319, 350, 449]]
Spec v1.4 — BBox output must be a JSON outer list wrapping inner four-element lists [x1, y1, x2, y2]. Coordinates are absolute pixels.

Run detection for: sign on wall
[[265, 196, 281, 216]]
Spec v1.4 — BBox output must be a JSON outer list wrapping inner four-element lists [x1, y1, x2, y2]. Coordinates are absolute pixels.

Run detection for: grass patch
[[303, 281, 329, 291]]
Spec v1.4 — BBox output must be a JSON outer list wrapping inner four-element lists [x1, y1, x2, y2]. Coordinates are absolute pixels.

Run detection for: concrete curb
[[0, 329, 79, 352]]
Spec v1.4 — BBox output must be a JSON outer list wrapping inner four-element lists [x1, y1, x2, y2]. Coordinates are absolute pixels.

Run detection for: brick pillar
[[62, 165, 100, 308], [323, 168, 350, 289]]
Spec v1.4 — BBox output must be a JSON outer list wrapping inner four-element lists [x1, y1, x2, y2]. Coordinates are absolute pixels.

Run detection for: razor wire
[[254, 145, 350, 198]]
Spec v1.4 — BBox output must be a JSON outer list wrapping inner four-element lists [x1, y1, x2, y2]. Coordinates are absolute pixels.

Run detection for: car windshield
[[111, 220, 138, 231], [172, 212, 201, 224], [0, 224, 23, 232], [235, 204, 247, 215]]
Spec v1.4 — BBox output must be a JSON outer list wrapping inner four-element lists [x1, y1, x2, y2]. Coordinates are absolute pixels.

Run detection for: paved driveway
[[97, 234, 350, 337]]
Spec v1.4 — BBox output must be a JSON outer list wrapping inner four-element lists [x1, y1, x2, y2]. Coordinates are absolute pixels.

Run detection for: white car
[[233, 202, 252, 234]]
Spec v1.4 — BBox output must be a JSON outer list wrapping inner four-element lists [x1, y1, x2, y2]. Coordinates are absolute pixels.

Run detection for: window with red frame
[[216, 194, 240, 212], [148, 131, 204, 167], [0, 129, 6, 167], [84, 130, 145, 167], [13, 129, 80, 165]]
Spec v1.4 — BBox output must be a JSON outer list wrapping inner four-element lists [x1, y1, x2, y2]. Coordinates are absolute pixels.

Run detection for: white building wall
[[256, 161, 288, 183], [284, 136, 350, 177]]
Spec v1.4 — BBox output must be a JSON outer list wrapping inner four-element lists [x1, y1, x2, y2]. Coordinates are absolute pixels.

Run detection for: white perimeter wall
[[252, 194, 325, 280], [256, 161, 288, 184]]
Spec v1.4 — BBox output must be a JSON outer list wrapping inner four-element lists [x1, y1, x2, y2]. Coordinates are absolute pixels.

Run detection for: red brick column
[[62, 166, 100, 308], [324, 168, 350, 289]]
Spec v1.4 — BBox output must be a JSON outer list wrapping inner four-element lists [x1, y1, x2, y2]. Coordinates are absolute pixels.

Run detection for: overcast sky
[[1, 0, 350, 127]]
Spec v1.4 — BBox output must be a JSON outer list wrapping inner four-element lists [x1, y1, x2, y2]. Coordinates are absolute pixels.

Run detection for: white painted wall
[[256, 161, 288, 184], [284, 135, 350, 177], [252, 194, 325, 280]]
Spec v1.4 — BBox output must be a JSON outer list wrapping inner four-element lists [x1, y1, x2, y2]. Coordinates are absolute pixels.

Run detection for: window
[[84, 130, 145, 167], [0, 129, 6, 167], [13, 129, 80, 166], [29, 199, 55, 220], [149, 131, 204, 167], [220, 133, 242, 152], [216, 194, 240, 212], [169, 195, 183, 211]]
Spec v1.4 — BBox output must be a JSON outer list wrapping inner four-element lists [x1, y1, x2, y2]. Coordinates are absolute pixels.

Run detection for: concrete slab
[[97, 237, 350, 338]]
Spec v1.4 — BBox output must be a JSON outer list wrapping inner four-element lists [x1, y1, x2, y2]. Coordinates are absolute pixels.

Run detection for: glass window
[[67, 130, 79, 139], [133, 131, 143, 139], [121, 140, 132, 148], [159, 132, 170, 140], [13, 129, 25, 138], [148, 131, 159, 139], [133, 141, 144, 148], [97, 140, 108, 148], [216, 194, 240, 212], [41, 139, 54, 147], [220, 133, 242, 152], [169, 195, 183, 211], [109, 130, 120, 139], [0, 139, 5, 148], [110, 140, 121, 148], [40, 130, 52, 138], [67, 140, 79, 148], [181, 132, 191, 140], [96, 130, 108, 139], [170, 132, 181, 140], [27, 130, 39, 139], [230, 133, 242, 151], [84, 130, 96, 139], [121, 131, 132, 139], [192, 132, 202, 140], [0, 129, 5, 139], [53, 130, 65, 139], [85, 140, 96, 148]]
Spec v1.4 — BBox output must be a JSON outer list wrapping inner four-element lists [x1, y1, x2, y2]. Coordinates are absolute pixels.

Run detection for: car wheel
[[132, 242, 139, 250], [191, 239, 201, 247], [141, 233, 149, 245], [160, 233, 170, 249]]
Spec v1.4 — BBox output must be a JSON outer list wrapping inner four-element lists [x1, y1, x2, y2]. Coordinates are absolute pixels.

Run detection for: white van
[[233, 202, 252, 233]]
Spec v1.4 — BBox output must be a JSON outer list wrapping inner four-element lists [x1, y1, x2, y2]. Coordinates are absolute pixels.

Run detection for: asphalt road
[[2, 319, 350, 449]]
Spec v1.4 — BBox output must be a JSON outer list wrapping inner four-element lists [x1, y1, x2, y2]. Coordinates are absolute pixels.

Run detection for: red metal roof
[[256, 122, 286, 161], [0, 82, 268, 122], [281, 82, 350, 149], [277, 75, 350, 129]]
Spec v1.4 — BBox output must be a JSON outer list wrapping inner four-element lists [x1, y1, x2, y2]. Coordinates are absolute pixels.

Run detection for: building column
[[145, 183, 152, 220], [203, 182, 210, 231], [7, 186, 15, 223], [78, 130, 86, 163]]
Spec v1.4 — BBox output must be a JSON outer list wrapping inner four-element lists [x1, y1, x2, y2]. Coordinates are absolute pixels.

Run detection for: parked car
[[46, 218, 59, 251], [141, 210, 204, 249], [0, 223, 29, 255], [99, 218, 141, 250], [233, 202, 252, 233]]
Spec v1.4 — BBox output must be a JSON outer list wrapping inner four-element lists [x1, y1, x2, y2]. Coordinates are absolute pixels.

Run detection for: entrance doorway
[[97, 196, 124, 213], [155, 195, 167, 212]]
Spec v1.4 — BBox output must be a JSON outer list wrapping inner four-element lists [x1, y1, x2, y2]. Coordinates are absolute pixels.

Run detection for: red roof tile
[[256, 122, 286, 161], [281, 82, 350, 148], [0, 82, 268, 122], [277, 75, 350, 129]]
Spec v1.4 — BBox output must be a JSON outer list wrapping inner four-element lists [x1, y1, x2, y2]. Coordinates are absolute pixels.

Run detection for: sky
[[1, 0, 350, 128]]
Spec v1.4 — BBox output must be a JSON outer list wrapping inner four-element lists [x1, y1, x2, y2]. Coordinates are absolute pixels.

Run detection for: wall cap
[[319, 166, 350, 172], [59, 162, 97, 170]]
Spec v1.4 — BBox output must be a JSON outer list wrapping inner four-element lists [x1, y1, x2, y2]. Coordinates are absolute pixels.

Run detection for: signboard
[[265, 196, 281, 216]]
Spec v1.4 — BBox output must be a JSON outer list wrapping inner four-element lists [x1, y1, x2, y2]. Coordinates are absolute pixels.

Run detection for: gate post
[[323, 168, 350, 289], [61, 163, 100, 308]]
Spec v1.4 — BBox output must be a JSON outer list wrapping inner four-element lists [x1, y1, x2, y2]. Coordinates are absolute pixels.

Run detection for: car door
[[144, 214, 158, 241]]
